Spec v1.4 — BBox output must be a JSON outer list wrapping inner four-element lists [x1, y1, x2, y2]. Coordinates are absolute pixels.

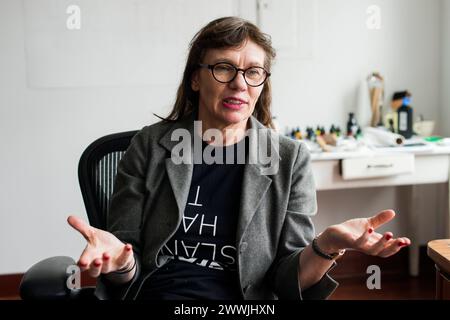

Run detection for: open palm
[[67, 215, 134, 277], [323, 210, 410, 258]]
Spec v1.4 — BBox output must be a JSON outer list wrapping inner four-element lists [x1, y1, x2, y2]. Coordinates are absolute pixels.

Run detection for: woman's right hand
[[67, 215, 135, 278]]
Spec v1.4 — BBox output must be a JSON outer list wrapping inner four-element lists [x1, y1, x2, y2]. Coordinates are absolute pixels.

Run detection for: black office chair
[[19, 130, 139, 300]]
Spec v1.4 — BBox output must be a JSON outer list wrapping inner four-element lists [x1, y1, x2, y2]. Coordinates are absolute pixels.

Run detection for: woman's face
[[191, 40, 267, 130]]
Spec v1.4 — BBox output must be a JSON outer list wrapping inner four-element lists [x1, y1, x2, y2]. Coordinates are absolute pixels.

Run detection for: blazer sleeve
[[267, 141, 339, 300], [95, 126, 150, 300]]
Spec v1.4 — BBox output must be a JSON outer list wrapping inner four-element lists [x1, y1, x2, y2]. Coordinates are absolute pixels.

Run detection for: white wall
[[272, 0, 442, 132], [0, 0, 446, 274], [442, 0, 450, 136]]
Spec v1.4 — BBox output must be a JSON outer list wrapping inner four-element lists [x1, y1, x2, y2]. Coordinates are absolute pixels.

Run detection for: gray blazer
[[95, 113, 338, 300]]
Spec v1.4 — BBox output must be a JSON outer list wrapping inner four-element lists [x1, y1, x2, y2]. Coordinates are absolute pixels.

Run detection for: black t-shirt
[[137, 138, 248, 300]]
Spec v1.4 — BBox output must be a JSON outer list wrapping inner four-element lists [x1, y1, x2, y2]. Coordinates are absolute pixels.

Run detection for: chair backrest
[[78, 130, 138, 229]]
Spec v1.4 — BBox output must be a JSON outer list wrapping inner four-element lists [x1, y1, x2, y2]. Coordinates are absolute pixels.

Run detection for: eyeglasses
[[198, 62, 271, 87]]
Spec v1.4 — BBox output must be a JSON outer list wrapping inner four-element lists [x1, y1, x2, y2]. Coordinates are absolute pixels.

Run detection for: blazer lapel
[[165, 159, 193, 217], [236, 163, 272, 244], [159, 115, 195, 217], [236, 116, 275, 244]]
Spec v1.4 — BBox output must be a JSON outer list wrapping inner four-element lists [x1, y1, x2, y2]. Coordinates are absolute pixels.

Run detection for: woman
[[67, 17, 410, 300]]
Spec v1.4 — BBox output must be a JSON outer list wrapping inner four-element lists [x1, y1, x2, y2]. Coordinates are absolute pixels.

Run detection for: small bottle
[[294, 128, 302, 140], [308, 127, 316, 141], [397, 96, 413, 139], [356, 127, 363, 139], [336, 126, 342, 137], [290, 128, 296, 139], [346, 113, 358, 137], [306, 127, 314, 140], [388, 119, 395, 133], [330, 125, 336, 135], [315, 126, 321, 137]]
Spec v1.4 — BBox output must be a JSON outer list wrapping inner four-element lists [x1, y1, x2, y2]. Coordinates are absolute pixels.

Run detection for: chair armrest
[[20, 256, 77, 300]]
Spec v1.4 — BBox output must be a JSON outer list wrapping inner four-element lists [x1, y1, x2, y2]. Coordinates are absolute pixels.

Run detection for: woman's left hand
[[317, 209, 410, 258]]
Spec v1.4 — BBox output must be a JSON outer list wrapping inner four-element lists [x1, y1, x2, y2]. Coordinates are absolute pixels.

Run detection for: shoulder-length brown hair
[[160, 16, 276, 128]]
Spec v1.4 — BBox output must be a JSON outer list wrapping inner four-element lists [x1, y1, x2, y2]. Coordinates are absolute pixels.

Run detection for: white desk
[[310, 146, 450, 276]]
